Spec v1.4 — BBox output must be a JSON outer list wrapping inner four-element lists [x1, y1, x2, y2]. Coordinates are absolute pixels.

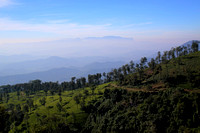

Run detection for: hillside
[[0, 43, 200, 132]]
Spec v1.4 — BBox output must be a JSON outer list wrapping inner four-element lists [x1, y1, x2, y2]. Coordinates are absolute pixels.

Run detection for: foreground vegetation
[[0, 83, 111, 132], [0, 41, 199, 132]]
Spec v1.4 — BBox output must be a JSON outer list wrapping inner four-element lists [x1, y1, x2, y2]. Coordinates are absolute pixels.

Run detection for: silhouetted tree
[[81, 77, 86, 88], [70, 77, 76, 91], [129, 60, 135, 73], [156, 51, 161, 63], [191, 41, 199, 53], [148, 58, 156, 71]]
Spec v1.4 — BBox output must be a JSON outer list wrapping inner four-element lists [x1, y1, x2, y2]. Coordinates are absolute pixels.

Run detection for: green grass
[[0, 82, 111, 132]]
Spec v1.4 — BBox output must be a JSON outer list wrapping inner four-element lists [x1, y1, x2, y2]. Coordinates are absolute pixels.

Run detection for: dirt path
[[109, 82, 167, 92]]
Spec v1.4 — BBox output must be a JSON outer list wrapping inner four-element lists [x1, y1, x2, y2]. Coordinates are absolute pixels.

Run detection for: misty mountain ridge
[[0, 56, 118, 76], [0, 40, 199, 85], [0, 54, 42, 64], [0, 67, 80, 85], [0, 61, 125, 85], [85, 36, 133, 40]]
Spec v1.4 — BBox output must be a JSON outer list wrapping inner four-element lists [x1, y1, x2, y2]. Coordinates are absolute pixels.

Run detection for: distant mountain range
[[0, 54, 41, 64], [0, 61, 124, 85], [85, 36, 133, 40], [0, 40, 199, 86], [0, 56, 117, 76]]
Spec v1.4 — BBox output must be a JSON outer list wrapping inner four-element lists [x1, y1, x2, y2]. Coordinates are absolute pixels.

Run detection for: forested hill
[[0, 41, 200, 132]]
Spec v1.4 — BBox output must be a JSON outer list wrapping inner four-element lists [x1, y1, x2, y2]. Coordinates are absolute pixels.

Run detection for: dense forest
[[0, 41, 199, 133]]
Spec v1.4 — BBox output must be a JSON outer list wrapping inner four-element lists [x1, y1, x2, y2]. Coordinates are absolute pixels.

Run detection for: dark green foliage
[[74, 94, 82, 108], [39, 97, 46, 106], [191, 41, 199, 53], [26, 98, 34, 111], [23, 104, 29, 113], [10, 105, 24, 127], [59, 96, 62, 103], [83, 89, 89, 96], [0, 106, 10, 132], [83, 88, 200, 133], [6, 93, 9, 103], [56, 102, 62, 112], [31, 115, 72, 132], [91, 85, 96, 95]]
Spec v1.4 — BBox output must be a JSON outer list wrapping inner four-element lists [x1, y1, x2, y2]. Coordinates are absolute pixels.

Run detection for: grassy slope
[[0, 83, 110, 132]]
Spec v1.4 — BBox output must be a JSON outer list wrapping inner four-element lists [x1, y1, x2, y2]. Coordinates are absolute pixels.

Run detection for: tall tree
[[156, 51, 161, 64], [102, 72, 107, 83], [148, 58, 156, 71], [80, 77, 86, 88], [183, 46, 188, 55], [171, 47, 175, 59], [125, 64, 131, 74], [191, 41, 199, 53], [113, 68, 119, 81], [162, 51, 168, 63], [122, 65, 127, 76], [70, 77, 76, 91], [76, 78, 82, 89], [140, 57, 147, 69], [129, 60, 135, 73]]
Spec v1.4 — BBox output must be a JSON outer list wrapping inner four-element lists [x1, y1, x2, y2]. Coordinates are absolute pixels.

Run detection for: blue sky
[[0, 0, 200, 57]]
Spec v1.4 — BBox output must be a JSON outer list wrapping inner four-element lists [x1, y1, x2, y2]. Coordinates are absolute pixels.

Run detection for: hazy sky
[[0, 0, 200, 57]]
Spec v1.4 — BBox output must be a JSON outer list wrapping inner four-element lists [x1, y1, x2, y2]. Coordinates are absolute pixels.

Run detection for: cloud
[[0, 18, 156, 41], [0, 0, 14, 7], [0, 17, 199, 45], [0, 18, 132, 38], [121, 22, 153, 29], [46, 19, 70, 24]]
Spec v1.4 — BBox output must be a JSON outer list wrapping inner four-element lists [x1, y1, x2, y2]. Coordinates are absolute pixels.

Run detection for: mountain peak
[[85, 36, 133, 40]]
